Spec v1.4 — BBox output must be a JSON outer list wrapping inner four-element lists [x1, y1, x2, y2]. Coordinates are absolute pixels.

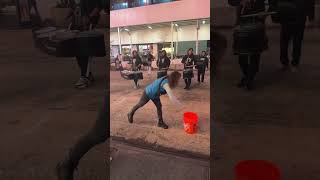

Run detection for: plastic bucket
[[183, 112, 198, 134], [235, 160, 281, 180]]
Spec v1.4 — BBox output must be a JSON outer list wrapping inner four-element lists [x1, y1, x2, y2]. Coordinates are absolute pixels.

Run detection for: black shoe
[[246, 81, 255, 91], [56, 161, 74, 180], [237, 78, 247, 88], [158, 120, 168, 129], [127, 113, 133, 123], [184, 86, 188, 89]]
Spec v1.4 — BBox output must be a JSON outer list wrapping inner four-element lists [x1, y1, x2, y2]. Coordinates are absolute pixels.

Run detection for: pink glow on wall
[[110, 0, 210, 28]]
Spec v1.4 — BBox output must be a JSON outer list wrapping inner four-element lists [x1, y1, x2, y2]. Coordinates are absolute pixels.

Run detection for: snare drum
[[121, 70, 143, 80], [157, 70, 167, 79], [75, 30, 106, 57], [183, 69, 194, 79]]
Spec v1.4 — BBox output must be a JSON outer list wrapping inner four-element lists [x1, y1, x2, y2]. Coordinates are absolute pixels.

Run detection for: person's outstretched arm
[[163, 83, 181, 105]]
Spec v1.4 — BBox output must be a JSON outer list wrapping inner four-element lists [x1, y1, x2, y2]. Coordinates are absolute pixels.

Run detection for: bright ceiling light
[[174, 23, 178, 27], [124, 28, 129, 31], [202, 20, 206, 24], [147, 26, 152, 29]]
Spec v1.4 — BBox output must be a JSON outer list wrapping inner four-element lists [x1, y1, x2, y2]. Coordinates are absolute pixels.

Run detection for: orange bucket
[[235, 160, 281, 180], [183, 112, 198, 134]]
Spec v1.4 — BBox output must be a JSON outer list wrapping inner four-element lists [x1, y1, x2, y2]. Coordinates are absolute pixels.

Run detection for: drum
[[228, 0, 240, 6], [120, 70, 143, 80], [183, 69, 194, 79], [233, 22, 268, 55], [46, 31, 78, 57], [157, 70, 167, 79], [75, 30, 106, 57]]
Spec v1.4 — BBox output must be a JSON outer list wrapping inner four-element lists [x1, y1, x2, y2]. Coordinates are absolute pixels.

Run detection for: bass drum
[[228, 0, 240, 6], [233, 22, 268, 55], [75, 30, 106, 57]]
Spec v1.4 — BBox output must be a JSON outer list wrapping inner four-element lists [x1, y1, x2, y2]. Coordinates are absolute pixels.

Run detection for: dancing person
[[196, 51, 209, 83], [127, 71, 182, 129], [181, 48, 196, 90]]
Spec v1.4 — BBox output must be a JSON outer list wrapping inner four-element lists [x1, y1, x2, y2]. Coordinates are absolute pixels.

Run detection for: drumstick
[[240, 11, 277, 18]]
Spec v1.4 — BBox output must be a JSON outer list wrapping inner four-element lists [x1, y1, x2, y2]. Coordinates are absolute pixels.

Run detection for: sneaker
[[158, 120, 168, 129], [75, 77, 89, 89]]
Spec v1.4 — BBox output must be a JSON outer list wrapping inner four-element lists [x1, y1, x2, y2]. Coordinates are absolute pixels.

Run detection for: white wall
[[110, 24, 210, 45]]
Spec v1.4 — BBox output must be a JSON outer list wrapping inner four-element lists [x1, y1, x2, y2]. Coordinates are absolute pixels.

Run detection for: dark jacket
[[196, 56, 209, 70], [181, 54, 196, 69], [131, 55, 142, 71], [271, 0, 315, 24], [147, 53, 154, 62], [157, 56, 171, 70]]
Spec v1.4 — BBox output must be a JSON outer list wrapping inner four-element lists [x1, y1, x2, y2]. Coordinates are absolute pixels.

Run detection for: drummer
[[196, 51, 209, 83], [127, 71, 182, 129], [69, 0, 103, 89], [236, 0, 268, 90], [157, 50, 171, 78], [131, 50, 143, 89], [181, 48, 196, 90]]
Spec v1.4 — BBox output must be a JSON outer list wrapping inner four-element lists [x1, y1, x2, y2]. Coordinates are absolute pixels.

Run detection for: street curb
[[111, 136, 210, 162]]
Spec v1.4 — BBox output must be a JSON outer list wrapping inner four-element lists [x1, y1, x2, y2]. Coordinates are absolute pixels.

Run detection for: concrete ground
[[110, 70, 210, 156], [110, 139, 210, 180], [213, 28, 320, 179], [0, 29, 107, 180]]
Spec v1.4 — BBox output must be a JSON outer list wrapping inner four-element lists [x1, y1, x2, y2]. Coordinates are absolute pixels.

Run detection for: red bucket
[[235, 160, 281, 180], [183, 112, 198, 134]]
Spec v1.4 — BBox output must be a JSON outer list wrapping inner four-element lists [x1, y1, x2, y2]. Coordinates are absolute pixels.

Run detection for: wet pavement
[[0, 29, 107, 180], [213, 28, 320, 179]]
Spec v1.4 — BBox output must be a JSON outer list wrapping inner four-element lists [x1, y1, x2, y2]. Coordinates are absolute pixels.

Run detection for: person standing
[[181, 48, 196, 89], [235, 0, 268, 90], [72, 0, 103, 89], [157, 50, 171, 78], [196, 51, 209, 83], [131, 50, 143, 89], [276, 0, 315, 72], [146, 50, 154, 76]]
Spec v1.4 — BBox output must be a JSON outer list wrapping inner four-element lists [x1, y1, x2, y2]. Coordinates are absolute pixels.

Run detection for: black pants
[[238, 54, 261, 82], [60, 95, 108, 171], [197, 67, 206, 82], [184, 78, 192, 88], [76, 56, 89, 77], [129, 91, 163, 121], [280, 22, 306, 66]]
